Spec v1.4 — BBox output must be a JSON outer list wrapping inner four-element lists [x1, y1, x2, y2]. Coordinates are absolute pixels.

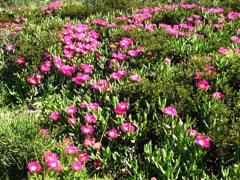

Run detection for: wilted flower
[[27, 162, 41, 173], [162, 106, 178, 117], [195, 136, 210, 148]]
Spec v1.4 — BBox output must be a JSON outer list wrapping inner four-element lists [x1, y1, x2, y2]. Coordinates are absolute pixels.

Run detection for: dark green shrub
[[0, 109, 43, 180]]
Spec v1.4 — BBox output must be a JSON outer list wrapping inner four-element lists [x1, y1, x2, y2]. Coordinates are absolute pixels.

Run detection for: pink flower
[[17, 57, 25, 64], [84, 114, 97, 123], [45, 151, 58, 162], [67, 117, 77, 125], [186, 128, 199, 136], [195, 72, 202, 79], [205, 57, 212, 61], [94, 159, 102, 167], [195, 136, 210, 148], [114, 102, 129, 115], [66, 145, 78, 155], [66, 106, 78, 114], [162, 106, 178, 117], [197, 80, 210, 90], [47, 159, 61, 171], [81, 125, 94, 135], [110, 72, 123, 80], [63, 138, 72, 144], [50, 112, 60, 121], [5, 45, 15, 51], [28, 77, 38, 85], [35, 73, 43, 81], [107, 128, 119, 139], [27, 162, 41, 173], [83, 137, 96, 148], [78, 153, 90, 163], [127, 50, 138, 57], [80, 64, 94, 73], [218, 47, 231, 54], [72, 161, 83, 171], [88, 103, 99, 110], [212, 92, 223, 99], [120, 123, 135, 133], [93, 142, 102, 150], [230, 36, 240, 43], [204, 66, 216, 73], [130, 75, 142, 82], [109, 59, 120, 69]]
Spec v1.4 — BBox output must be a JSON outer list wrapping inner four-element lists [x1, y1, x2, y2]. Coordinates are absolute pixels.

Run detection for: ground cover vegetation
[[0, 0, 239, 179]]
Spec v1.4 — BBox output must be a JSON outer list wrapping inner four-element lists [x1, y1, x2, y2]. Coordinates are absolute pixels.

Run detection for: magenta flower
[[120, 123, 135, 133], [127, 50, 138, 57], [66, 106, 78, 114], [50, 112, 60, 121], [230, 36, 240, 43], [212, 92, 223, 99], [162, 106, 178, 117], [5, 45, 15, 51], [27, 162, 41, 173], [81, 125, 94, 135], [88, 103, 99, 110], [107, 128, 119, 139], [109, 59, 120, 69], [66, 145, 78, 155], [84, 114, 97, 123], [114, 102, 129, 115], [186, 128, 199, 136], [93, 142, 102, 150], [195, 136, 210, 148], [28, 77, 38, 85], [45, 151, 58, 162], [83, 137, 96, 148], [94, 159, 102, 167], [195, 72, 202, 79], [130, 75, 142, 82], [197, 80, 210, 90], [72, 161, 83, 171], [204, 66, 216, 73], [67, 117, 77, 125], [47, 159, 61, 171], [78, 152, 90, 163], [17, 57, 25, 64], [110, 72, 122, 80]]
